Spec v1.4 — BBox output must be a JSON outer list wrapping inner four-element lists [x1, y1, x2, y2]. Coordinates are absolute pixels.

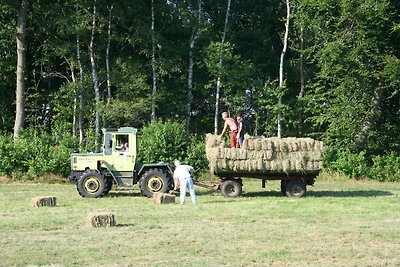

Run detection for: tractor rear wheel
[[285, 180, 307, 197], [77, 170, 110, 198], [221, 180, 242, 198], [139, 169, 171, 197]]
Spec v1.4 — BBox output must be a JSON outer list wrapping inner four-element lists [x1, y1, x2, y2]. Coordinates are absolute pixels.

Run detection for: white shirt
[[173, 165, 193, 180]]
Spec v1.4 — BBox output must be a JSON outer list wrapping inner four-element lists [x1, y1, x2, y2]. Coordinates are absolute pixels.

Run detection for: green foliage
[[324, 148, 369, 179], [204, 41, 255, 111], [138, 120, 190, 164], [0, 0, 399, 182], [0, 129, 77, 179], [324, 147, 400, 182], [138, 121, 208, 171], [186, 135, 208, 171], [369, 152, 400, 182]]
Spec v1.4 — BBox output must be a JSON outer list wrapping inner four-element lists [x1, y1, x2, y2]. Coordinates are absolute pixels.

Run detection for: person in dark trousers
[[236, 113, 246, 148]]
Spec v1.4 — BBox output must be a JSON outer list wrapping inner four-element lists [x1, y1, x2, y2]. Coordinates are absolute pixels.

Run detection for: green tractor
[[68, 127, 174, 198]]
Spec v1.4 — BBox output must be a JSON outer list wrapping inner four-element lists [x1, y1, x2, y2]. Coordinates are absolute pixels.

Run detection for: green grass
[[0, 179, 399, 266]]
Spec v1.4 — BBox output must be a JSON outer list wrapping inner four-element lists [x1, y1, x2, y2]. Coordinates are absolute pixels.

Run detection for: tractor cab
[[102, 127, 137, 178], [68, 127, 174, 198]]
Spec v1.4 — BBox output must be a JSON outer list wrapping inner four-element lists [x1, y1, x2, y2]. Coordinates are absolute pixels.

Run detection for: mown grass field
[[0, 178, 399, 267]]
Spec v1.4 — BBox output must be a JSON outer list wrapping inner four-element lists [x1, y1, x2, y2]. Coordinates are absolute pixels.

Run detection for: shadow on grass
[[117, 224, 136, 228], [242, 191, 283, 198], [106, 189, 217, 198], [242, 190, 393, 198], [195, 190, 219, 196], [307, 190, 393, 197], [106, 190, 142, 198]]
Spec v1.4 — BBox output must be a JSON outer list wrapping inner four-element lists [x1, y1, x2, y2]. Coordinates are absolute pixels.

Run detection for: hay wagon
[[204, 134, 323, 198]]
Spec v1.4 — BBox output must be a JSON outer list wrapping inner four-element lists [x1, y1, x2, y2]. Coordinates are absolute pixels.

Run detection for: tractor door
[[107, 133, 135, 176]]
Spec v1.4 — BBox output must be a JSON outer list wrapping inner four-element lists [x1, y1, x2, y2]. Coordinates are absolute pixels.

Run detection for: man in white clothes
[[173, 160, 196, 204]]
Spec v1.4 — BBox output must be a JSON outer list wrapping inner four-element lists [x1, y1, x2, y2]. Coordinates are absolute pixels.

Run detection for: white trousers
[[179, 177, 196, 204]]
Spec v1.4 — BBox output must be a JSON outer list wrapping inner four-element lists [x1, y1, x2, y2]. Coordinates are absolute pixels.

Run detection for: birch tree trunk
[[71, 62, 77, 138], [187, 0, 202, 131], [14, 0, 28, 139], [77, 35, 84, 146], [214, 0, 231, 135], [150, 0, 157, 123], [106, 4, 113, 105], [89, 0, 100, 152], [278, 0, 290, 138], [355, 88, 383, 146], [298, 26, 305, 136]]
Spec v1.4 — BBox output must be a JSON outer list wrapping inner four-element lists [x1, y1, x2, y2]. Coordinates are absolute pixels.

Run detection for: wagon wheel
[[285, 180, 307, 197], [221, 180, 242, 198]]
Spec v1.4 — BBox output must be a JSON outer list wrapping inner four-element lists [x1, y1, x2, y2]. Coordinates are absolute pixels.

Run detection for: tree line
[[1, 0, 400, 180]]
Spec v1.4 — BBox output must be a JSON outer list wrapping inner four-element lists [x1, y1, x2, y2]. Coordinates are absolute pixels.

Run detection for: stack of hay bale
[[205, 134, 323, 175]]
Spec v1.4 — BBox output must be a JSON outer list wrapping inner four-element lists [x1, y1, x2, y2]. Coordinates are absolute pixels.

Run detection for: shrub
[[138, 121, 209, 171], [138, 120, 190, 163], [186, 135, 208, 171], [324, 147, 369, 179], [369, 152, 400, 182], [324, 147, 400, 182], [0, 129, 77, 179]]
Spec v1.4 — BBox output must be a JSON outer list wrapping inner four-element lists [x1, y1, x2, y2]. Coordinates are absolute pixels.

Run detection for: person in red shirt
[[219, 112, 238, 148]]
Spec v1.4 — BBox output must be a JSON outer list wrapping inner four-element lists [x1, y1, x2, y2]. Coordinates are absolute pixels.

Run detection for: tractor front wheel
[[77, 170, 110, 198], [139, 169, 171, 197]]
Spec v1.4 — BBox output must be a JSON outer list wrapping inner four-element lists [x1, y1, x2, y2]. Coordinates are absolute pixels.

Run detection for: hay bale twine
[[31, 196, 57, 207], [87, 212, 116, 227]]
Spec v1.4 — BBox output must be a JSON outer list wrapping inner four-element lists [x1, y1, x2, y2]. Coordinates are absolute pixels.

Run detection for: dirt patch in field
[[0, 176, 11, 184]]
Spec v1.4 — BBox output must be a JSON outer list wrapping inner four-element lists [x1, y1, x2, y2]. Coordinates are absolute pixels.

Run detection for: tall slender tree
[[14, 0, 28, 139], [277, 0, 290, 138], [214, 0, 231, 134], [150, 0, 157, 123], [106, 4, 113, 105], [89, 0, 100, 152], [187, 0, 202, 130]]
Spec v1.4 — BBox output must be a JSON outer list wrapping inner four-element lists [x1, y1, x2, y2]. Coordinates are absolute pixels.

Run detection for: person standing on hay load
[[236, 113, 246, 148], [173, 160, 196, 205], [219, 112, 238, 148]]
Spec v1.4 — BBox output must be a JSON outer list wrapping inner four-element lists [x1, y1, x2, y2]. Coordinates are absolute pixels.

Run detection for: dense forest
[[1, 0, 399, 181]]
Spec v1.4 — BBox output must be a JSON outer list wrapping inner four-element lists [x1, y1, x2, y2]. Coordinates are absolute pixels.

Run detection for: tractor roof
[[102, 127, 138, 134]]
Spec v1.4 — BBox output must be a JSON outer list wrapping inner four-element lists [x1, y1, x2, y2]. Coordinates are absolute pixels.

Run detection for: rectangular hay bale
[[31, 196, 57, 207], [153, 192, 176, 204], [87, 212, 116, 227]]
